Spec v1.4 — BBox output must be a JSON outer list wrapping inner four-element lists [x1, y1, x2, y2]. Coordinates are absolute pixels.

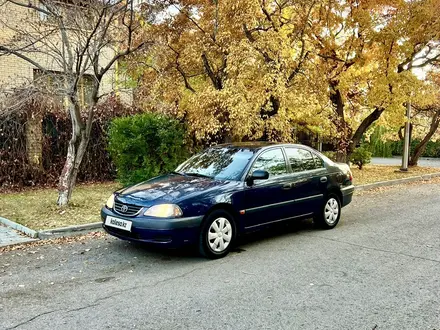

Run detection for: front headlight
[[144, 204, 183, 218], [106, 194, 115, 209]]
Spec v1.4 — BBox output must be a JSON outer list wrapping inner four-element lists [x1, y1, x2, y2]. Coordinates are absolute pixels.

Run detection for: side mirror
[[247, 170, 269, 186]]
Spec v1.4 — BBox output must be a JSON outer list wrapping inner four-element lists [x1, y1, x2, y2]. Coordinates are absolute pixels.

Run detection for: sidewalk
[[0, 223, 36, 247], [2, 167, 440, 248], [372, 157, 440, 168]]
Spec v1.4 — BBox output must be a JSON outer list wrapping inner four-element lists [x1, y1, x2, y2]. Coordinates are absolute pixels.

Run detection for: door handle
[[320, 176, 328, 183], [292, 178, 310, 186], [282, 183, 292, 190]]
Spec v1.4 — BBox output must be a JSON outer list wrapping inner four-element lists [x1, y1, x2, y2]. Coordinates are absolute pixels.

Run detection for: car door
[[284, 147, 327, 215], [242, 148, 293, 230]]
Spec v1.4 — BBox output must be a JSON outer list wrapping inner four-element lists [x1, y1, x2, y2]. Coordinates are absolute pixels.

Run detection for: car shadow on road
[[234, 218, 316, 251], [108, 218, 317, 261]]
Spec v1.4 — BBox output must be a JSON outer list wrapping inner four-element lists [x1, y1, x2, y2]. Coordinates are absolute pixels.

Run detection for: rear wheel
[[199, 210, 235, 259], [314, 194, 341, 229]]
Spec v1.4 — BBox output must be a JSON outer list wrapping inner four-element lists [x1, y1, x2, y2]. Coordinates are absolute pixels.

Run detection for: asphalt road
[[1, 183, 440, 330], [372, 156, 440, 168]]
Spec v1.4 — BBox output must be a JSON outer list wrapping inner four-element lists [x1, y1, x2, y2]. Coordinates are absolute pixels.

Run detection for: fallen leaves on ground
[[0, 231, 107, 254], [351, 165, 440, 185], [355, 175, 440, 196], [0, 182, 120, 230]]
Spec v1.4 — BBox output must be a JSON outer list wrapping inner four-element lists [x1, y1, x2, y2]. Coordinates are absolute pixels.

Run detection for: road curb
[[0, 238, 40, 248], [37, 222, 103, 239], [2, 171, 440, 245], [0, 217, 103, 247], [0, 216, 38, 238], [355, 172, 440, 191]]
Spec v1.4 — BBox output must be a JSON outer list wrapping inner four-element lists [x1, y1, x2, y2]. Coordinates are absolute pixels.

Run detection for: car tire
[[199, 210, 236, 259], [314, 193, 341, 229]]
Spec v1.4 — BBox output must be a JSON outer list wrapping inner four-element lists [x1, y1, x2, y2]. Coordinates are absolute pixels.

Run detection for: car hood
[[116, 174, 227, 206]]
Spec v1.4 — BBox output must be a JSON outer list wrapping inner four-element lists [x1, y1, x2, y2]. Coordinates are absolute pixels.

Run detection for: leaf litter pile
[[355, 175, 440, 196], [0, 231, 107, 254]]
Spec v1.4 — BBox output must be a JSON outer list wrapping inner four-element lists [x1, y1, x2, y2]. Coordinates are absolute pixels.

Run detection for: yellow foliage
[[128, 0, 440, 148]]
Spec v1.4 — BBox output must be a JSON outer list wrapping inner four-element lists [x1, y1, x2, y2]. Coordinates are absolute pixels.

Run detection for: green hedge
[[368, 126, 440, 158], [108, 113, 189, 186], [369, 139, 440, 158]]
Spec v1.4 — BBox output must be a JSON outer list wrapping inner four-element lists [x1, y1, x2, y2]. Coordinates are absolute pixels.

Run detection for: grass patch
[[0, 182, 120, 230], [352, 165, 440, 185], [1, 165, 440, 230]]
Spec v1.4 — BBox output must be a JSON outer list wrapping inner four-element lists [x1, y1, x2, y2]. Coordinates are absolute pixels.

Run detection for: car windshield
[[176, 147, 256, 181]]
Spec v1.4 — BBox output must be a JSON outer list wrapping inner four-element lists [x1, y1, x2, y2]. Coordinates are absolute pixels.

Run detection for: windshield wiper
[[184, 172, 213, 179], [171, 171, 186, 176]]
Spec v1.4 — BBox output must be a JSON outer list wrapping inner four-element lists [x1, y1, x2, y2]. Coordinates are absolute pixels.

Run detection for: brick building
[[0, 0, 132, 168]]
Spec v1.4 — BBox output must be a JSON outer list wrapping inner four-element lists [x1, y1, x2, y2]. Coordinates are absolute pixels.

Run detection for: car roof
[[213, 142, 314, 151]]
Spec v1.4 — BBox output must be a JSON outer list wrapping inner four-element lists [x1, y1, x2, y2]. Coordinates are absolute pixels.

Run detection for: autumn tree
[[305, 0, 440, 162], [0, 0, 151, 205], [130, 0, 322, 145], [407, 73, 440, 166], [129, 0, 440, 161]]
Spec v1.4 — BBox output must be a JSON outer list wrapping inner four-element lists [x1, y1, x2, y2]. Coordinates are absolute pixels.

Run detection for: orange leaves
[[127, 0, 440, 146]]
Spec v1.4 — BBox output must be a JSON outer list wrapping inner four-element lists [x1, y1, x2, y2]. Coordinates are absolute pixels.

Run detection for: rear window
[[285, 148, 324, 171], [312, 153, 324, 168]]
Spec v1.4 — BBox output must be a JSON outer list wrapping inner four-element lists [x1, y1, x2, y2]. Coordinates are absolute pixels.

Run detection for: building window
[[34, 70, 94, 108]]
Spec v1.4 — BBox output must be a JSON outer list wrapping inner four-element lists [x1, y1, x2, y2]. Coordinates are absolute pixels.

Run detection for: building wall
[[0, 0, 133, 166], [0, 0, 133, 103]]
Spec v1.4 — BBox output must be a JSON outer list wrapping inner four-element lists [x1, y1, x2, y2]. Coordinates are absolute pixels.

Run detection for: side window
[[251, 148, 288, 178], [312, 153, 324, 168], [297, 149, 317, 171], [284, 148, 304, 173]]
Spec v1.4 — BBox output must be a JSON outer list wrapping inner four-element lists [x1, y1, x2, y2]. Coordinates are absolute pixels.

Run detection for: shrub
[[368, 126, 393, 158], [321, 151, 336, 161], [350, 146, 372, 170], [0, 93, 137, 191], [108, 113, 189, 186]]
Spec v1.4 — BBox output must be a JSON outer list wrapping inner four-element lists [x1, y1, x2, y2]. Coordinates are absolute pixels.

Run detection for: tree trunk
[[346, 107, 385, 160], [335, 151, 347, 163], [57, 128, 90, 206], [329, 82, 351, 163], [260, 95, 281, 141], [409, 140, 427, 167], [57, 96, 93, 206], [409, 111, 440, 166]]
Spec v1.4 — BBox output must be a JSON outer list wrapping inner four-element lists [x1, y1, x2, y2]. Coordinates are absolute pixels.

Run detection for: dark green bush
[[368, 126, 440, 158], [108, 113, 189, 185], [350, 146, 372, 169], [368, 126, 393, 157], [321, 151, 336, 161], [385, 139, 440, 158]]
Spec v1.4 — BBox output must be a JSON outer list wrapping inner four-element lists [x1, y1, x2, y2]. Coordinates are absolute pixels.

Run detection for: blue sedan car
[[102, 143, 354, 258]]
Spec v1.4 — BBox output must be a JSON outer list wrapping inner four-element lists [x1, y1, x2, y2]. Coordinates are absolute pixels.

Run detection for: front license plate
[[105, 216, 132, 232]]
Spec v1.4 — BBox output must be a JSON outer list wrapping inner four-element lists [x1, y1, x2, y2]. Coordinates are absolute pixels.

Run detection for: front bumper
[[101, 207, 203, 248], [341, 185, 355, 207]]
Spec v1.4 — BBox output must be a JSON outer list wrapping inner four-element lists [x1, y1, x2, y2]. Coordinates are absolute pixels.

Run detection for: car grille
[[106, 226, 140, 240], [113, 200, 142, 216]]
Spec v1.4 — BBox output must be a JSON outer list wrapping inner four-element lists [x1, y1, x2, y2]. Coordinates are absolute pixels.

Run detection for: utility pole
[[401, 102, 411, 171]]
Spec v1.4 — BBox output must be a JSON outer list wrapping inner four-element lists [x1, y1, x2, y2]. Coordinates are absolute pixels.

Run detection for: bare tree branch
[[168, 44, 195, 93], [0, 45, 47, 71]]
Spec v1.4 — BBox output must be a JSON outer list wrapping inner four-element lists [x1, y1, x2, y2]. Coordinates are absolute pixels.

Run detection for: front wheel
[[199, 210, 236, 259], [314, 194, 341, 229]]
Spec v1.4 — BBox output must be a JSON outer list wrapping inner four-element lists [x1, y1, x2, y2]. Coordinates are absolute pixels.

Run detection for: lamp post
[[401, 102, 411, 171]]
